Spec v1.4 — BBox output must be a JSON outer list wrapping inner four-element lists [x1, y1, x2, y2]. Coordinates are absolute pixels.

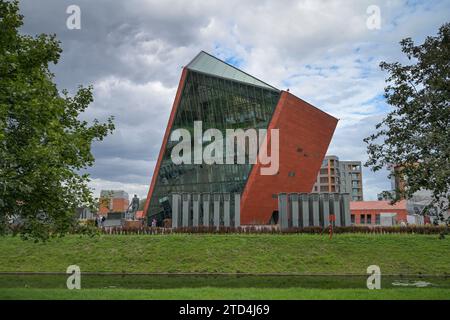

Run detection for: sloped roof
[[350, 200, 407, 210], [186, 51, 279, 91]]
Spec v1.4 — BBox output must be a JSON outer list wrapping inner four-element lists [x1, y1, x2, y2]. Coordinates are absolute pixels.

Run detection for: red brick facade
[[99, 198, 129, 215], [240, 91, 338, 224]]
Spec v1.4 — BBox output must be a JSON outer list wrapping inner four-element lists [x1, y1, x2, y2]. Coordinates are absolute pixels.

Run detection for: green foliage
[[2, 287, 450, 300], [138, 198, 146, 210], [0, 1, 114, 240], [364, 23, 450, 215]]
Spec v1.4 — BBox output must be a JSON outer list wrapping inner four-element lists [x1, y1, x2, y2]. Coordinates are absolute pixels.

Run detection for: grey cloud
[[16, 0, 450, 199], [87, 157, 155, 185], [19, 0, 208, 89]]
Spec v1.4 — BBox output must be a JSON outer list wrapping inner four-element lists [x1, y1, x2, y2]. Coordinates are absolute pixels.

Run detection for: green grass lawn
[[1, 234, 449, 300], [0, 233, 449, 274], [1, 287, 449, 300]]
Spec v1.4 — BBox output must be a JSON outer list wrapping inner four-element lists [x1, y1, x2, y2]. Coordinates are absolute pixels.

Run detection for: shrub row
[[97, 225, 448, 235]]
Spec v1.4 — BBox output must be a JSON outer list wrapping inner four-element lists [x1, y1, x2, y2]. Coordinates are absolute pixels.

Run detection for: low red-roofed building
[[350, 200, 407, 225]]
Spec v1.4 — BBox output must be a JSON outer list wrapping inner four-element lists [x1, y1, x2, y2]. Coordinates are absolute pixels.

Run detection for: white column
[[213, 193, 221, 228], [341, 193, 351, 226], [223, 193, 231, 227], [290, 193, 299, 227], [182, 193, 190, 227], [278, 193, 289, 230], [171, 193, 181, 228], [311, 193, 320, 226], [332, 193, 341, 226], [192, 193, 200, 227], [234, 193, 240, 227], [202, 193, 210, 226], [320, 194, 330, 227], [300, 193, 310, 227]]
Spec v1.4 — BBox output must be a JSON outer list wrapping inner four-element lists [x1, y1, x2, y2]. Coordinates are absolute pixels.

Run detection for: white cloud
[[89, 178, 149, 200]]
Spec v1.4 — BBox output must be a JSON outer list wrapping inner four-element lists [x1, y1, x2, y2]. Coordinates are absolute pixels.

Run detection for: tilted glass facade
[[147, 69, 280, 220]]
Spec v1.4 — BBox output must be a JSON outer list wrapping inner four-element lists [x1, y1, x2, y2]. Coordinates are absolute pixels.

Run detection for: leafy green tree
[[0, 1, 114, 240], [139, 198, 146, 211], [364, 23, 449, 219]]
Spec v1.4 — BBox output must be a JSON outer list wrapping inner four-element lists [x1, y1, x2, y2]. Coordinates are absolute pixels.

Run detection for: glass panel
[[186, 51, 278, 91], [147, 70, 280, 219]]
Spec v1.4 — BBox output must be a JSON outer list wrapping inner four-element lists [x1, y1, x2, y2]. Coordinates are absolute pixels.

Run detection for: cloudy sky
[[18, 0, 449, 200]]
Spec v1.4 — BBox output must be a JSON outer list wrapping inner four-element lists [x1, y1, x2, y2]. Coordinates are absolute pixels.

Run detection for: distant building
[[99, 190, 129, 216], [381, 165, 449, 223], [350, 200, 407, 225], [312, 155, 363, 201]]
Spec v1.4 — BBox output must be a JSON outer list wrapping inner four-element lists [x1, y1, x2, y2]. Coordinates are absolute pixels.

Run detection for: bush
[[91, 224, 447, 235]]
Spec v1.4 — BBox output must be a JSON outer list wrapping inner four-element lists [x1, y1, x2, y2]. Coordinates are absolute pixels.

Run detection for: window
[[376, 214, 380, 225], [360, 214, 366, 224], [351, 214, 355, 224], [367, 214, 372, 224]]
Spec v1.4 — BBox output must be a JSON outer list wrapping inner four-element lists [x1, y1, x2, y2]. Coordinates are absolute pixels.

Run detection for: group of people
[[94, 214, 157, 228], [95, 214, 106, 227]]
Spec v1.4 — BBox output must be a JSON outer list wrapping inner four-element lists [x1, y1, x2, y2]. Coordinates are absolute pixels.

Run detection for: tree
[[139, 198, 146, 211], [364, 23, 450, 221], [0, 1, 114, 240]]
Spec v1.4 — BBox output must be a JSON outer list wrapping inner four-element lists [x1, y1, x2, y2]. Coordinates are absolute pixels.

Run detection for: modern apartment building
[[312, 155, 364, 201]]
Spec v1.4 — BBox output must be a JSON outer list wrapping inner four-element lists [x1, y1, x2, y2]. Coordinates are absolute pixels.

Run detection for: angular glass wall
[[147, 70, 280, 220]]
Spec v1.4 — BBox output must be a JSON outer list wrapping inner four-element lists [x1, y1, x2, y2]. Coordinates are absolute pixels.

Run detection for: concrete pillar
[[278, 193, 289, 230], [171, 193, 181, 228], [289, 193, 299, 227], [320, 194, 330, 228], [223, 193, 231, 227], [202, 193, 210, 226], [234, 193, 240, 227], [213, 193, 221, 228], [310, 193, 320, 226], [182, 193, 190, 227], [300, 193, 310, 227], [192, 193, 200, 227], [331, 193, 341, 226], [340, 193, 350, 226]]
